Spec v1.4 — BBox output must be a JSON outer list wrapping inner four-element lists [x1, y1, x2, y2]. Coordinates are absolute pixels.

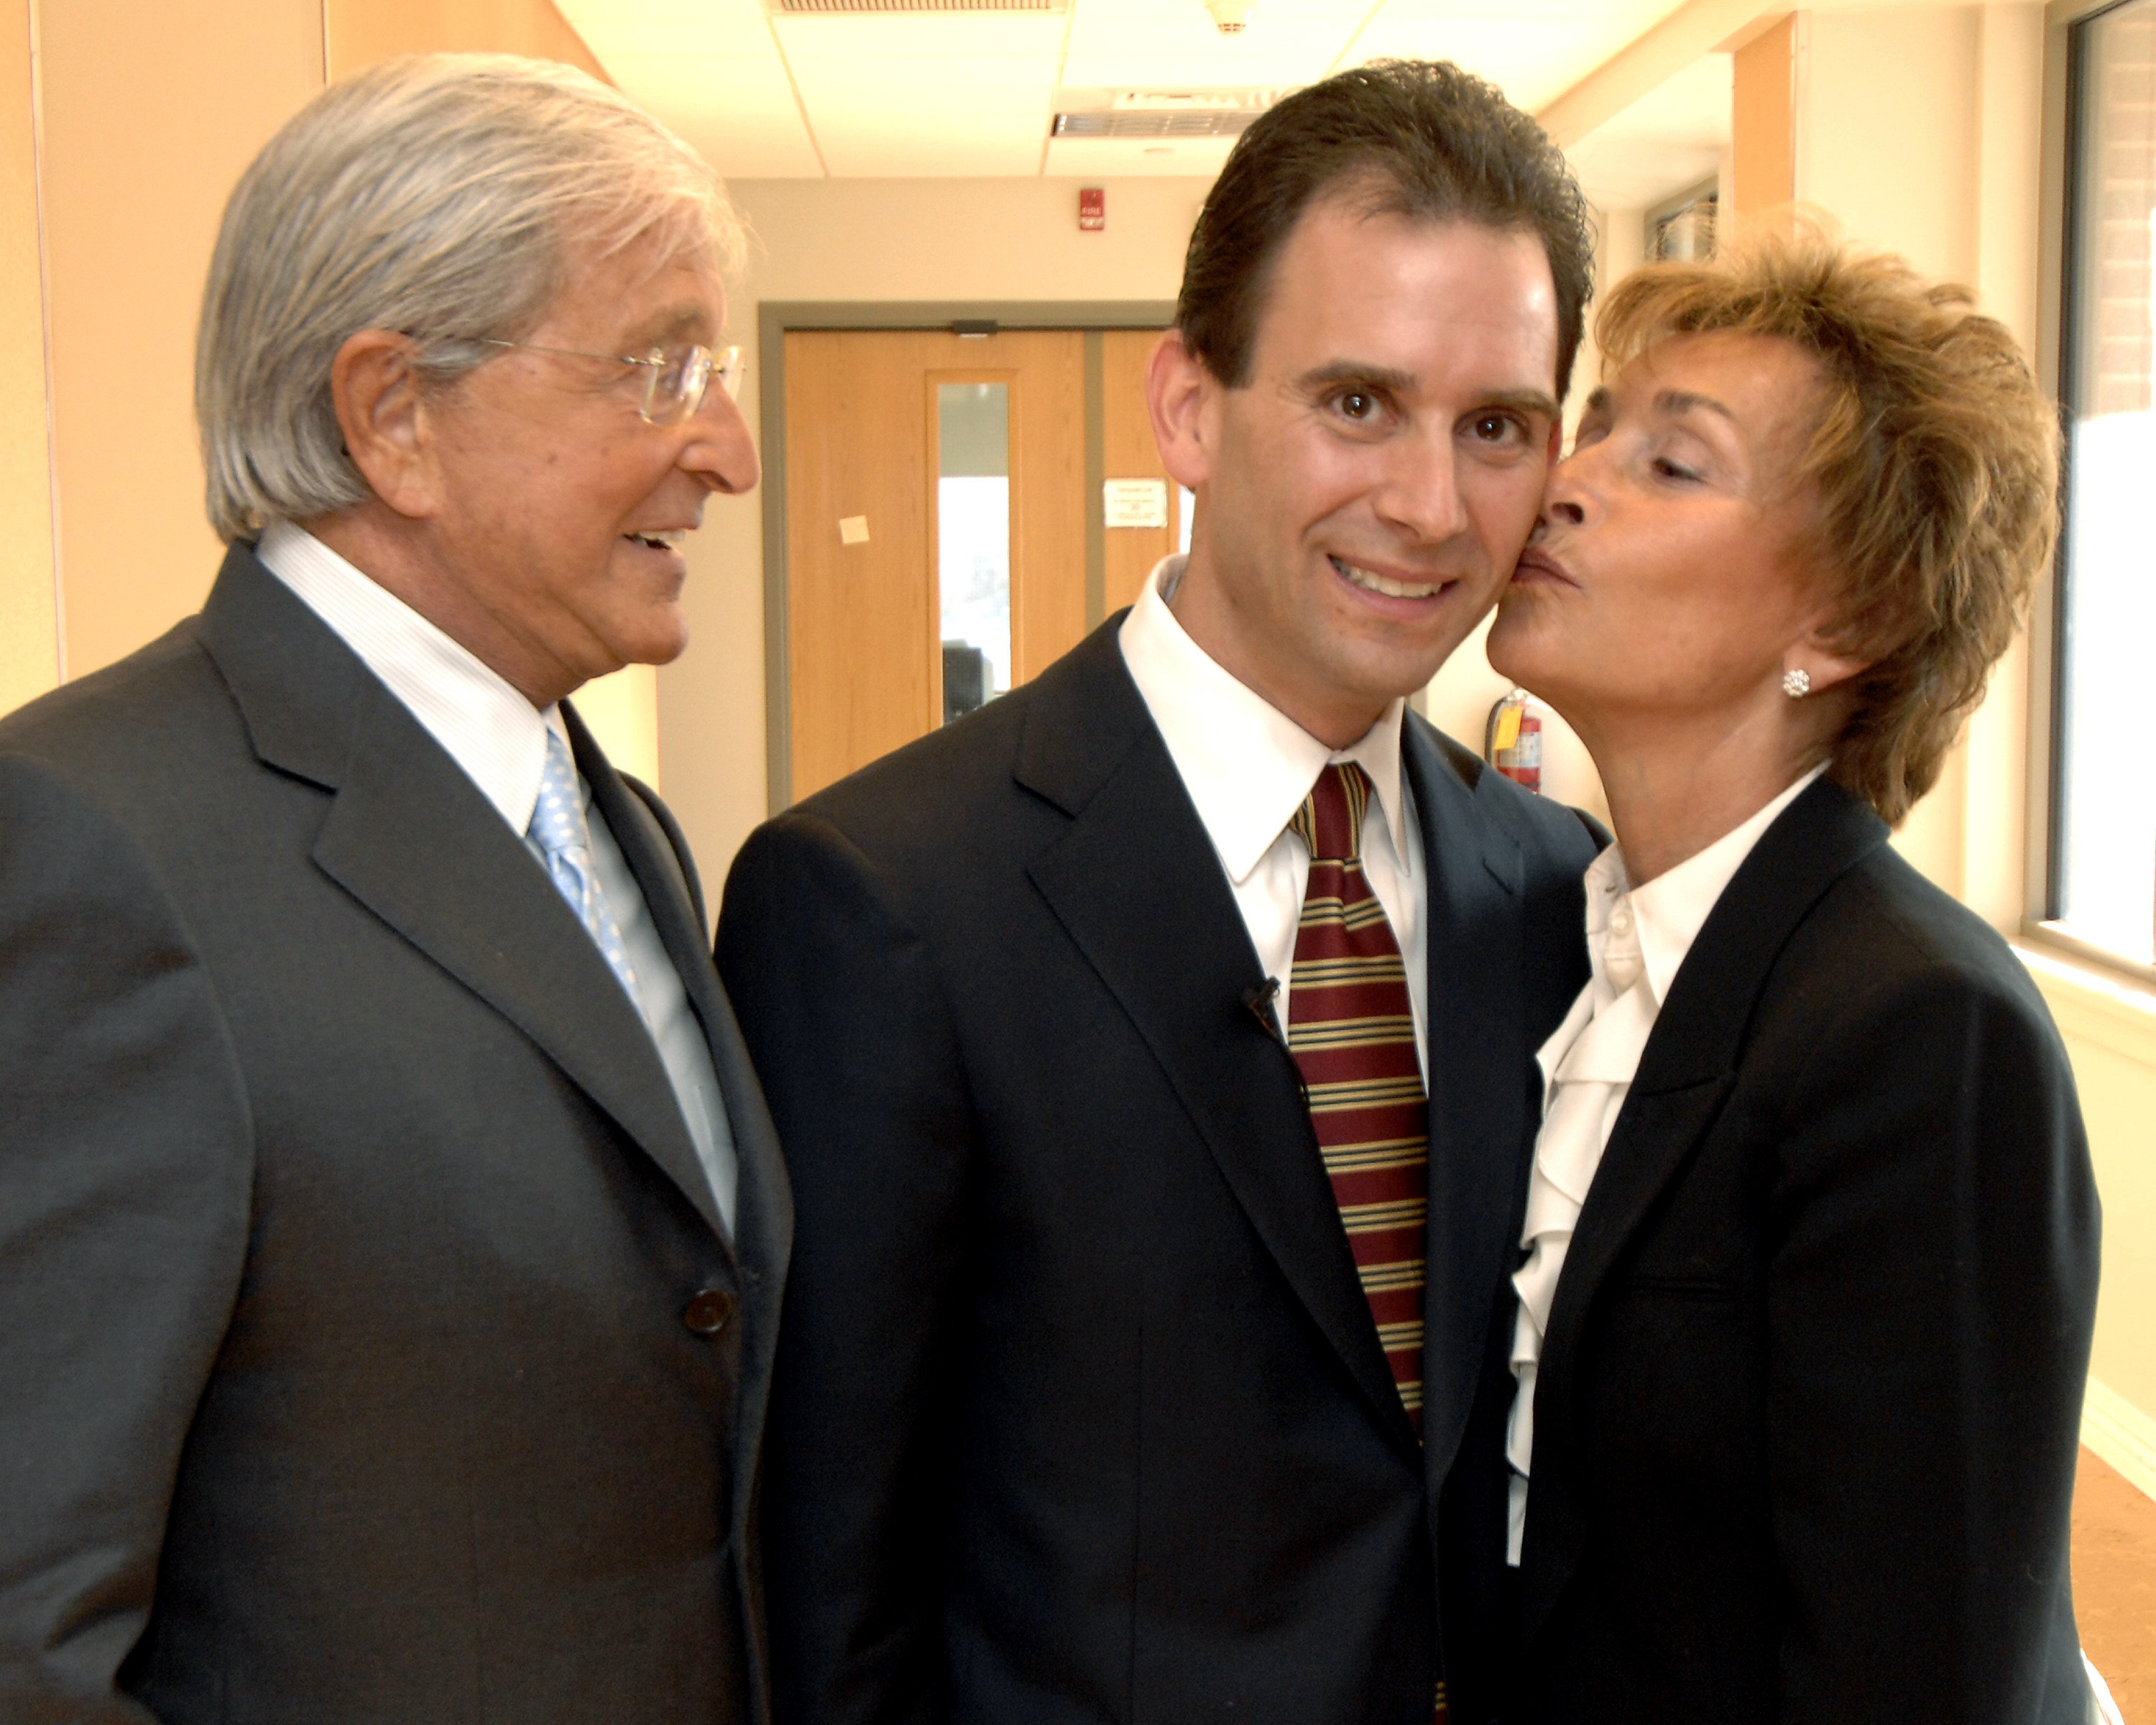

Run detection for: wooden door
[[1100, 327, 1184, 615], [784, 328, 1085, 802]]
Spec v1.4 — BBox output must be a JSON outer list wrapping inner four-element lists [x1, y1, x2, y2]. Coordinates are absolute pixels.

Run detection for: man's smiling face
[[1157, 193, 1562, 747]]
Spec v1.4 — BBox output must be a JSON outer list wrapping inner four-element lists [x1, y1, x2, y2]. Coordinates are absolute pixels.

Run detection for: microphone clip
[[1242, 976, 1284, 1046]]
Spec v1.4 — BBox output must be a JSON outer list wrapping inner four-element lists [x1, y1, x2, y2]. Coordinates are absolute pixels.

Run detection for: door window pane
[[2058, 0, 2156, 965], [937, 382, 1010, 724]]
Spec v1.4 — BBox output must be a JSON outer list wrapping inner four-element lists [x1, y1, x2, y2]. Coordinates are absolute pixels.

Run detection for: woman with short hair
[[1485, 226, 2100, 1724]]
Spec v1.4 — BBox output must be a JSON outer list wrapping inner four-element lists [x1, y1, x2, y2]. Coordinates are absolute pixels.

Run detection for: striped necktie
[[1286, 760, 1430, 1438]]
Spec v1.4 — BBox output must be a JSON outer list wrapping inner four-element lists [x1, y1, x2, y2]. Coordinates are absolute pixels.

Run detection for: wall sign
[[1102, 478, 1168, 529]]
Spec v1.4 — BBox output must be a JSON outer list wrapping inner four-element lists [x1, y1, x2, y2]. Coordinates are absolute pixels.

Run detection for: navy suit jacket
[[719, 616, 1598, 1725]]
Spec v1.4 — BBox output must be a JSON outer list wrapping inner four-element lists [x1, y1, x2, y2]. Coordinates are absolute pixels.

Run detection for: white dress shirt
[[1504, 763, 1826, 1563], [1118, 555, 1428, 1061], [256, 522, 738, 1236]]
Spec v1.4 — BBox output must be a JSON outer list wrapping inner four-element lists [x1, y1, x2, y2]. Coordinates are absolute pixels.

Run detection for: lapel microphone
[[1242, 976, 1284, 1044]]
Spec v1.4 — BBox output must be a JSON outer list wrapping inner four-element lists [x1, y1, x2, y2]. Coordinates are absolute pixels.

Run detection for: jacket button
[[682, 1288, 734, 1335]]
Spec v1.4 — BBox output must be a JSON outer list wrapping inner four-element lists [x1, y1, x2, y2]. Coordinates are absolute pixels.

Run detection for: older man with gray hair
[[0, 54, 784, 1724]]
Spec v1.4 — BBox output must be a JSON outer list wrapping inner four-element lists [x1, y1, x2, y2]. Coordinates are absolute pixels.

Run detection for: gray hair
[[197, 53, 743, 542]]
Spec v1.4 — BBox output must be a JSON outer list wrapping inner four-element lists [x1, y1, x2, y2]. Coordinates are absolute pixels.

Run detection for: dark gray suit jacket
[[0, 545, 791, 1724], [719, 617, 1598, 1725]]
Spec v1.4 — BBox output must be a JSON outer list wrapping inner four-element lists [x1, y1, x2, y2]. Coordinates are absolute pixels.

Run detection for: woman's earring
[[1782, 668, 1812, 699]]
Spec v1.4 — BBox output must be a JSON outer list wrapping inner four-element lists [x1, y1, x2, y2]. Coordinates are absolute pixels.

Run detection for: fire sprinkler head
[[1205, 0, 1251, 32]]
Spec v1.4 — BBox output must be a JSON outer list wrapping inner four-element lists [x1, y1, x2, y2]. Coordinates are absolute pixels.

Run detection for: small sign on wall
[[1102, 478, 1169, 529], [838, 515, 870, 545], [1079, 187, 1105, 231]]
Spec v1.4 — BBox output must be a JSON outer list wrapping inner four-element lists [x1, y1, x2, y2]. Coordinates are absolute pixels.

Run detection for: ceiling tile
[[1346, 14, 1664, 112], [1372, 0, 1676, 22], [564, 0, 1728, 184], [1061, 0, 1367, 91], [770, 11, 1070, 63], [602, 52, 825, 179], [559, 0, 778, 60], [772, 6, 1064, 176]]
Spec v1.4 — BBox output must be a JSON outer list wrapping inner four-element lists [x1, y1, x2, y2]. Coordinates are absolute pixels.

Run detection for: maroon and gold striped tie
[[1289, 763, 1445, 1722], [1287, 761, 1429, 1437]]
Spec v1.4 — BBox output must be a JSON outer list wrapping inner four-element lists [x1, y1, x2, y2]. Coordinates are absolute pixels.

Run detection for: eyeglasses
[[471, 337, 745, 427]]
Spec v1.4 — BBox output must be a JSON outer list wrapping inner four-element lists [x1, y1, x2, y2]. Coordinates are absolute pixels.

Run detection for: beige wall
[[326, 0, 604, 82], [0, 0, 55, 716], [11, 0, 657, 780], [658, 175, 1210, 882], [38, 0, 322, 680]]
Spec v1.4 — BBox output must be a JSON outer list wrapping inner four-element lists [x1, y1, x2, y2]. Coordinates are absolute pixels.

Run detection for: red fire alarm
[[1079, 187, 1105, 231]]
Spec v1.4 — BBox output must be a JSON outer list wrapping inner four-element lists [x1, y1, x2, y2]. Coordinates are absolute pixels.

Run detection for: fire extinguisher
[[1484, 687, 1543, 794]]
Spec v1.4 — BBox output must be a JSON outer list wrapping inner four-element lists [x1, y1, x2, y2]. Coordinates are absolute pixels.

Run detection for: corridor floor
[[2077, 1448, 2156, 1719]]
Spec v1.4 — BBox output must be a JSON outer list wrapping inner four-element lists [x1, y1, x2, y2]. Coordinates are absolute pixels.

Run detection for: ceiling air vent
[[774, 0, 1064, 12], [1053, 89, 1281, 140]]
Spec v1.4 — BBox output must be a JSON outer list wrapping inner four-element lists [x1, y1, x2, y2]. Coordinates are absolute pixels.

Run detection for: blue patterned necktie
[[528, 727, 641, 1008]]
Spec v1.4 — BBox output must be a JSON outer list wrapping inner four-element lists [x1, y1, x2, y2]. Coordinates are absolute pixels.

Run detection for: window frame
[[2030, 0, 2156, 988]]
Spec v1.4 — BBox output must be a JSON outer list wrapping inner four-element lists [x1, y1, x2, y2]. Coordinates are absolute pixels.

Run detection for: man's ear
[[1146, 329, 1217, 492], [331, 330, 444, 520]]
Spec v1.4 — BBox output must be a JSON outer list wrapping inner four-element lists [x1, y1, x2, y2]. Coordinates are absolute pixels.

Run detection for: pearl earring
[[1782, 668, 1812, 699]]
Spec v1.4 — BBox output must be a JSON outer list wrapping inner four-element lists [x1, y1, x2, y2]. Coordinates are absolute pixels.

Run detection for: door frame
[[758, 300, 1178, 812]]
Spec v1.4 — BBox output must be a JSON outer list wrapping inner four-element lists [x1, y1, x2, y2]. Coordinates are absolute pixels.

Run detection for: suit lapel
[[1404, 720, 1531, 1486], [199, 548, 726, 1244], [568, 703, 793, 1340], [1018, 623, 1419, 1453], [1516, 778, 1888, 1650]]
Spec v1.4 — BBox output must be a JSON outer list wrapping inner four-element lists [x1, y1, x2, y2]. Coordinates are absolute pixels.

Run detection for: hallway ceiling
[[555, 0, 1699, 180]]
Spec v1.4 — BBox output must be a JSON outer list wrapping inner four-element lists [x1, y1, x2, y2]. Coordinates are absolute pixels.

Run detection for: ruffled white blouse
[[1506, 766, 1825, 1565]]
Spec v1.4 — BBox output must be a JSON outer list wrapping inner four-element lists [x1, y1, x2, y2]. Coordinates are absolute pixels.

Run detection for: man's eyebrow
[[1293, 364, 1560, 422], [619, 303, 717, 349], [1654, 387, 1737, 423], [1295, 360, 1418, 394], [1480, 387, 1562, 422]]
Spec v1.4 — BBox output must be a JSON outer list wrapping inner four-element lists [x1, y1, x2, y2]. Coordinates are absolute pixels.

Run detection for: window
[[2054, 0, 2156, 969]]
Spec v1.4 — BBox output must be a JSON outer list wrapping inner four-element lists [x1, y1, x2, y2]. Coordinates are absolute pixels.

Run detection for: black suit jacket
[[0, 546, 791, 1724], [718, 617, 1598, 1725], [1508, 778, 2099, 1725]]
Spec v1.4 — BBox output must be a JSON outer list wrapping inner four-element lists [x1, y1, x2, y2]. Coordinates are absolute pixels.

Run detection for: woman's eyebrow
[[1653, 388, 1738, 423]]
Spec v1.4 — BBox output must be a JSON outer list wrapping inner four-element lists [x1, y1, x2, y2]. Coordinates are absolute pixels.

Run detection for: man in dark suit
[[0, 55, 788, 1724], [719, 63, 1597, 1725]]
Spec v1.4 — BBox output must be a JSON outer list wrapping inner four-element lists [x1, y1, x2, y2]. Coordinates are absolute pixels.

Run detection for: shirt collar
[[1119, 553, 1410, 883], [1614, 763, 1828, 1006], [255, 520, 560, 833]]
